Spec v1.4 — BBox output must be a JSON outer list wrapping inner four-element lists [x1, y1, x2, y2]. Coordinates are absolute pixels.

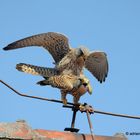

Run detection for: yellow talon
[[79, 104, 85, 111], [62, 99, 67, 105]]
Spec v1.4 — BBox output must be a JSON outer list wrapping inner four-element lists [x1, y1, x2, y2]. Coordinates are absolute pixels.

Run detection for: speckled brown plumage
[[4, 32, 70, 63]]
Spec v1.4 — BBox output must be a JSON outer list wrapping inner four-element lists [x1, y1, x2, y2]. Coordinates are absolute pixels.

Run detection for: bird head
[[75, 47, 89, 66], [75, 47, 89, 58], [79, 77, 92, 94]]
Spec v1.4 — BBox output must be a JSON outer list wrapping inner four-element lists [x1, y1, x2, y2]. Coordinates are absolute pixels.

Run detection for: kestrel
[[37, 74, 92, 104], [16, 63, 92, 104], [3, 32, 108, 104]]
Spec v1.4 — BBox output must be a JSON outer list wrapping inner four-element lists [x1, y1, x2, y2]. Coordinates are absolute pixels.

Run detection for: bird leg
[[73, 95, 81, 105], [61, 90, 68, 105]]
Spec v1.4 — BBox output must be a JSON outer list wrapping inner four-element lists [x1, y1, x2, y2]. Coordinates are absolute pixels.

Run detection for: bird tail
[[16, 63, 58, 77], [37, 80, 50, 86]]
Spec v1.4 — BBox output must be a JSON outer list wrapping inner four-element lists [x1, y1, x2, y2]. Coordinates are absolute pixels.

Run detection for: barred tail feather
[[16, 63, 58, 77], [37, 80, 50, 86]]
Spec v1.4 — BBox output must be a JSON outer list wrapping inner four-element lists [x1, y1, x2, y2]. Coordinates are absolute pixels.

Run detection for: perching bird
[[3, 32, 108, 104], [61, 75, 92, 104], [61, 77, 92, 105], [37, 74, 92, 104]]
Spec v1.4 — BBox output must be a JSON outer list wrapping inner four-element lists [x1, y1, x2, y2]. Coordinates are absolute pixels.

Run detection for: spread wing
[[3, 32, 71, 63], [85, 51, 108, 83]]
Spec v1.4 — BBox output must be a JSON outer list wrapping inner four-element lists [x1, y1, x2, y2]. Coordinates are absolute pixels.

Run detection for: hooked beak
[[87, 84, 92, 95]]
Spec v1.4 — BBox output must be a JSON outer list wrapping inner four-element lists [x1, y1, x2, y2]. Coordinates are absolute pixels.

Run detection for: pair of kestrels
[[3, 32, 109, 104]]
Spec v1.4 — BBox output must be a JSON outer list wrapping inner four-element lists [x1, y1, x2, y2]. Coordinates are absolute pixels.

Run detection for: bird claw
[[79, 104, 85, 111], [62, 99, 67, 105], [79, 103, 94, 114]]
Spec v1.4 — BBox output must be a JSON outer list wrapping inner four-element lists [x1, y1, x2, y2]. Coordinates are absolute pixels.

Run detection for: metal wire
[[0, 80, 73, 105], [1, 79, 140, 120]]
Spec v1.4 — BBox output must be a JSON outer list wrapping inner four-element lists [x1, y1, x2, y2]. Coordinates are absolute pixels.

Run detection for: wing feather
[[3, 32, 70, 63], [85, 51, 108, 83]]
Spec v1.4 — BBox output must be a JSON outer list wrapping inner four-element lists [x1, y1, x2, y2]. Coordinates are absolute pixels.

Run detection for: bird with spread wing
[[3, 32, 108, 104]]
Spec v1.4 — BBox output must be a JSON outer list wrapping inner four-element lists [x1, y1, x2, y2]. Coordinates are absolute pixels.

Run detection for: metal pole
[[86, 110, 95, 140], [71, 109, 77, 128]]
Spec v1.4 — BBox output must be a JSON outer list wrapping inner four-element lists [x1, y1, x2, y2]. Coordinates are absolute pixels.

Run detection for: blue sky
[[0, 0, 140, 139]]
